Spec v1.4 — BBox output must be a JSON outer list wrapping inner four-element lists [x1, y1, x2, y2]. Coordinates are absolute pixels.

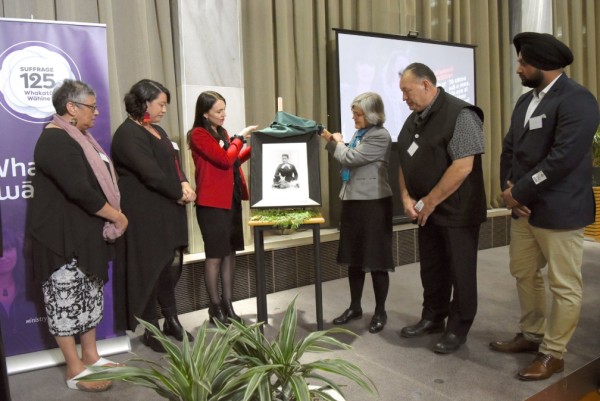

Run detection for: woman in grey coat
[[321, 92, 394, 333]]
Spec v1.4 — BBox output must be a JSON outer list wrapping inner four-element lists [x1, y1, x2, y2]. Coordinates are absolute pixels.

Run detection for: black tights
[[141, 259, 181, 323], [204, 252, 235, 305], [348, 265, 389, 315]]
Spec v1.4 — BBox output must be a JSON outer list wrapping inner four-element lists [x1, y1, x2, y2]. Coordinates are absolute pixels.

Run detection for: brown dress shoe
[[489, 333, 539, 353], [518, 353, 564, 381]]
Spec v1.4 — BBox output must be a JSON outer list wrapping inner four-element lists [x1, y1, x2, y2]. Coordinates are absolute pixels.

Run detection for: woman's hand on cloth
[[321, 128, 343, 143], [331, 132, 344, 143], [239, 125, 258, 139], [320, 128, 333, 141]]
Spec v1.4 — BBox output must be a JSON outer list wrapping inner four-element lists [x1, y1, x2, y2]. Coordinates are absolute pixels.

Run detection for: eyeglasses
[[71, 101, 98, 112]]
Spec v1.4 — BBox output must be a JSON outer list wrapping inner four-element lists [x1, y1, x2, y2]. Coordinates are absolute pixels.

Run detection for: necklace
[[131, 117, 160, 139]]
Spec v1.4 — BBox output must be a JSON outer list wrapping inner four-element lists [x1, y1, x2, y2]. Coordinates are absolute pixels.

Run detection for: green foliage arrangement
[[219, 298, 377, 401], [593, 126, 600, 167], [83, 319, 248, 400], [250, 208, 321, 230], [84, 299, 377, 401]]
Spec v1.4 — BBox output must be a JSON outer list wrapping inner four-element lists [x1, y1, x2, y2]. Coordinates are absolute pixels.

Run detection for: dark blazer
[[326, 126, 392, 201], [500, 74, 600, 229]]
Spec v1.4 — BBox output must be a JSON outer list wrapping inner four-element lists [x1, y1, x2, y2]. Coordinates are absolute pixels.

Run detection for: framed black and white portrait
[[250, 132, 321, 208]]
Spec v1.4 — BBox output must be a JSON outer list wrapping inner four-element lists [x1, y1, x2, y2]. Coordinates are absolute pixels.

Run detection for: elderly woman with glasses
[[29, 79, 128, 392], [321, 91, 395, 334]]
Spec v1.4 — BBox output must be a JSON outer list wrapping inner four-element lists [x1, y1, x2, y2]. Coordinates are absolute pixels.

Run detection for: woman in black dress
[[112, 79, 195, 352]]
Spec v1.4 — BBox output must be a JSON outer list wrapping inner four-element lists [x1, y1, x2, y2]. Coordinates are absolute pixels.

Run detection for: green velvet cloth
[[256, 111, 323, 137]]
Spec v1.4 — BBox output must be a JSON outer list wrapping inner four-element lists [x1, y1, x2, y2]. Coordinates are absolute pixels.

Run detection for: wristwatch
[[231, 134, 246, 144]]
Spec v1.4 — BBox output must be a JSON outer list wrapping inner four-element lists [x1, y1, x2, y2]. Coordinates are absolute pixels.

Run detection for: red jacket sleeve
[[239, 145, 251, 163], [189, 128, 241, 169]]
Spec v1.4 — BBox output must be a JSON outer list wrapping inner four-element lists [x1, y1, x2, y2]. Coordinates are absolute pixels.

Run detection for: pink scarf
[[52, 114, 123, 241]]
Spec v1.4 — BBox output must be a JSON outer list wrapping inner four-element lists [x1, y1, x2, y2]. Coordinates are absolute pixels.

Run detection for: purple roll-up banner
[[0, 18, 125, 370]]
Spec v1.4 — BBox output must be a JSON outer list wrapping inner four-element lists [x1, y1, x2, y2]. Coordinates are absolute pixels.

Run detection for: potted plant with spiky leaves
[[219, 297, 377, 401], [83, 318, 253, 400], [584, 126, 600, 241], [592, 126, 600, 185], [84, 299, 377, 401]]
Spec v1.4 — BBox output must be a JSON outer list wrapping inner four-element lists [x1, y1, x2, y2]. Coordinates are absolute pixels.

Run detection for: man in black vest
[[397, 62, 486, 354], [490, 32, 599, 381]]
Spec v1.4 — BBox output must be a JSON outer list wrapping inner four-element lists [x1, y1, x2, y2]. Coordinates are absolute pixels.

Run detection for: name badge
[[407, 141, 419, 156], [415, 199, 424, 212], [529, 114, 545, 130], [532, 170, 547, 185], [99, 152, 110, 163], [171, 141, 180, 150]]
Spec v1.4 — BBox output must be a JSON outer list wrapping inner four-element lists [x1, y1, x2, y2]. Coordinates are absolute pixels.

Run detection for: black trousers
[[417, 223, 480, 337]]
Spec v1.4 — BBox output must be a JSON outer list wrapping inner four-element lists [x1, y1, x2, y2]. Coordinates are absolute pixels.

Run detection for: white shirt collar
[[533, 73, 562, 100]]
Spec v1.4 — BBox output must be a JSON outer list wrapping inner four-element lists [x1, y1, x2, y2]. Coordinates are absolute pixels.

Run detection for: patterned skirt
[[42, 260, 104, 336]]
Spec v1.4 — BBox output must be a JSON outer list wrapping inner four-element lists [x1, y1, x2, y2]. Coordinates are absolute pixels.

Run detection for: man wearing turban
[[491, 32, 600, 381]]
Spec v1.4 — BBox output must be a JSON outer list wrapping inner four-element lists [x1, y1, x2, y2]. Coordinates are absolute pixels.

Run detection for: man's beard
[[520, 69, 544, 88]]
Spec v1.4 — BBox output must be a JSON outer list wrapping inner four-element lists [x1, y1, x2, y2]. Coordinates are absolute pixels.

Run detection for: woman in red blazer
[[188, 91, 256, 324]]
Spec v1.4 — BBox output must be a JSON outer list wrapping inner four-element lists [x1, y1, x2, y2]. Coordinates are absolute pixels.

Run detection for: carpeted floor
[[6, 242, 600, 401]]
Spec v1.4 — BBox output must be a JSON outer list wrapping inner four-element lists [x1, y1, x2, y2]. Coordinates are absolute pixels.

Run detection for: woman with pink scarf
[[29, 79, 127, 392]]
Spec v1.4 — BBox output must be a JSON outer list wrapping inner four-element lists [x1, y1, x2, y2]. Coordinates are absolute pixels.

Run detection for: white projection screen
[[336, 29, 476, 142]]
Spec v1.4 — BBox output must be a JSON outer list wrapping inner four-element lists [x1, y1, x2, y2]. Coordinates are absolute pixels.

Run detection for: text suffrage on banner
[[0, 18, 118, 357]]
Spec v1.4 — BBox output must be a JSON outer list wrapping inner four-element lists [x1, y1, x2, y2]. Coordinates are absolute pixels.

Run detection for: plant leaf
[[87, 303, 378, 401]]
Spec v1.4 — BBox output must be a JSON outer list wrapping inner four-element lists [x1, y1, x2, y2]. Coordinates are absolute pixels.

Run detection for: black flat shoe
[[163, 315, 194, 342], [333, 308, 363, 325], [368, 313, 387, 333], [141, 329, 167, 353], [400, 319, 445, 338], [433, 332, 466, 354]]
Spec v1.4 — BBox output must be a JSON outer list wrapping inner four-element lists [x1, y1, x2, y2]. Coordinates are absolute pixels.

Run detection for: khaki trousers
[[509, 217, 584, 359]]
